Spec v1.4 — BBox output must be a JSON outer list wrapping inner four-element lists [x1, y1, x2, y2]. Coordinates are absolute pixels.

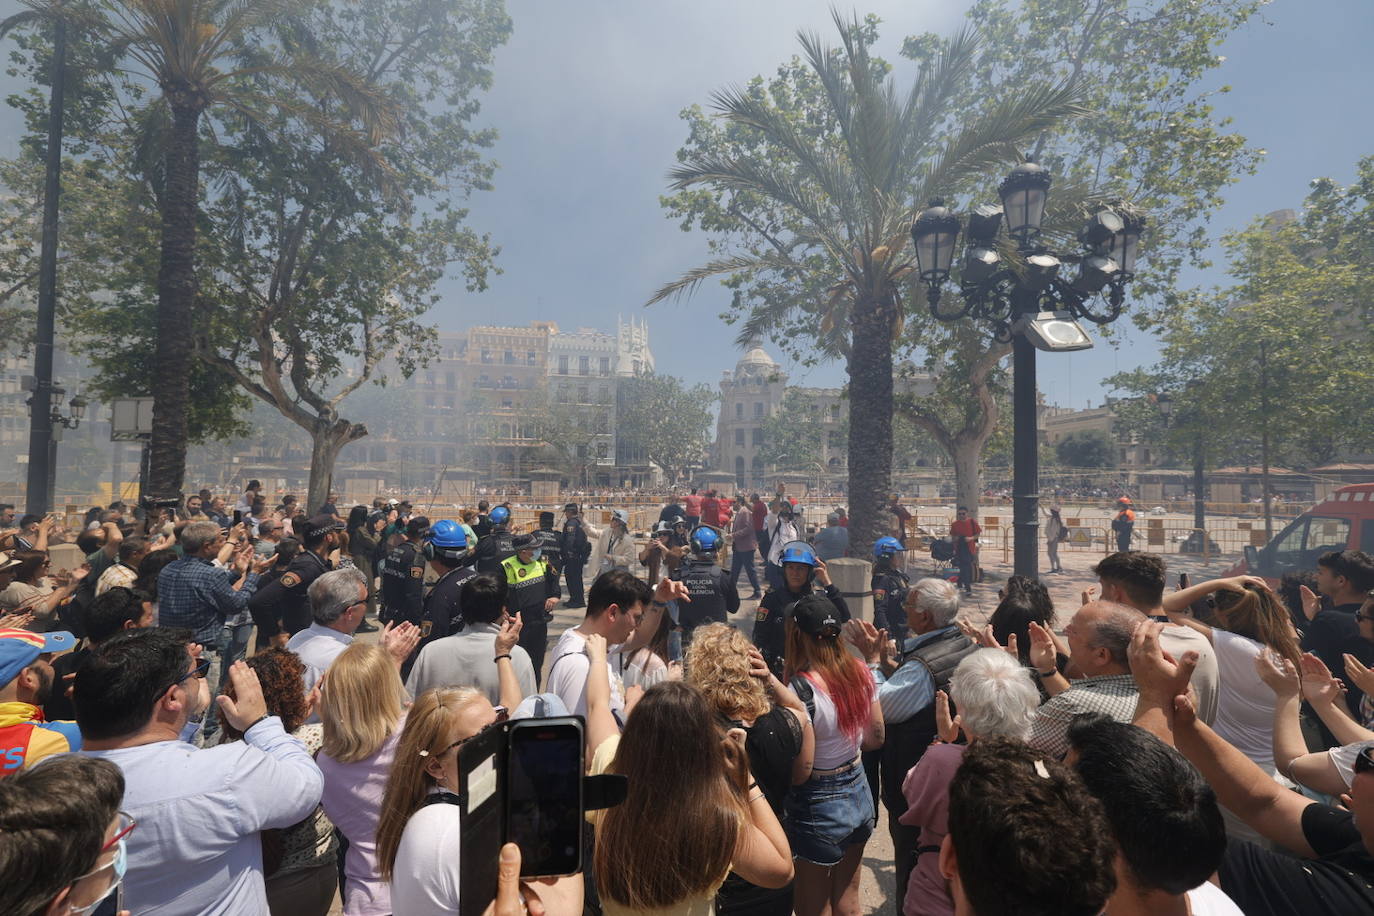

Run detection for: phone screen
[[506, 719, 583, 877]]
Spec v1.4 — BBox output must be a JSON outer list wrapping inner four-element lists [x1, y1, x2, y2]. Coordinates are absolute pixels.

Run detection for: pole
[[24, 18, 67, 517], [1011, 288, 1039, 579], [1192, 431, 1205, 534]]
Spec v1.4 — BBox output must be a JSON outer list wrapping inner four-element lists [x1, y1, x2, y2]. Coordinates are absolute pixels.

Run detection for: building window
[[735, 428, 745, 446], [599, 357, 610, 376], [558, 355, 569, 375], [735, 455, 745, 478], [480, 349, 492, 363], [527, 351, 536, 365], [735, 403, 743, 419], [556, 385, 568, 404], [578, 386, 589, 403], [754, 402, 764, 418], [753, 427, 764, 446], [597, 385, 609, 404], [579, 356, 590, 376], [596, 413, 609, 434]]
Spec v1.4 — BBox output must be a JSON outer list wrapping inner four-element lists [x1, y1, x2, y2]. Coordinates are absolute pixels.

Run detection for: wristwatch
[[1032, 666, 1057, 679]]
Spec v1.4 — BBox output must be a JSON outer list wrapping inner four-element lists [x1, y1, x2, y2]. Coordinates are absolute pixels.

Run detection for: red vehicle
[[1229, 483, 1374, 582]]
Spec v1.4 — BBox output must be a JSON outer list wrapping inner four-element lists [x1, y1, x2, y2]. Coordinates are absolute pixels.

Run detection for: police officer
[[419, 519, 478, 643], [871, 535, 911, 646], [502, 533, 560, 686], [381, 516, 430, 626], [472, 505, 514, 575], [560, 503, 592, 608], [535, 510, 564, 576], [751, 540, 848, 678], [671, 526, 739, 645], [248, 515, 342, 638]]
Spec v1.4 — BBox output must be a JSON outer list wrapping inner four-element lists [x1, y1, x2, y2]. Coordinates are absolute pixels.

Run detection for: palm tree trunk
[[147, 101, 202, 498], [846, 293, 894, 557]]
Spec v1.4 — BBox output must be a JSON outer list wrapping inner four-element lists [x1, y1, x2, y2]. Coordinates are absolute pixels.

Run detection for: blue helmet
[[689, 526, 720, 554], [779, 541, 819, 567], [428, 519, 467, 549], [873, 536, 906, 559], [488, 505, 510, 526]]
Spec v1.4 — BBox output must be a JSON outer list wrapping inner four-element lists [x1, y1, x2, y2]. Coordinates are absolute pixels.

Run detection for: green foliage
[[617, 373, 717, 484], [757, 389, 841, 471], [1055, 430, 1114, 468], [1107, 158, 1374, 469]]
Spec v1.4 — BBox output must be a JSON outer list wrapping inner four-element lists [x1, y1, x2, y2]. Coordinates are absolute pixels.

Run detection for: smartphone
[[232, 509, 243, 526], [1178, 573, 1190, 590], [505, 717, 584, 877]]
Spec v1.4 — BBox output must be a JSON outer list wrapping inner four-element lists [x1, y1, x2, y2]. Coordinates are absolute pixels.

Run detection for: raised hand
[[1026, 621, 1058, 673], [842, 619, 884, 665], [1342, 653, 1374, 698], [381, 620, 421, 665], [495, 613, 523, 656], [1254, 649, 1300, 699], [215, 661, 269, 732], [1128, 620, 1197, 703], [1300, 652, 1347, 707], [934, 688, 962, 744], [1299, 585, 1322, 621], [584, 632, 608, 665], [813, 558, 832, 588], [653, 578, 690, 604]]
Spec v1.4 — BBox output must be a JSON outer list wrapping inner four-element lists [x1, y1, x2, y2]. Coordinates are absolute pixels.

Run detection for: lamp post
[[912, 160, 1143, 578]]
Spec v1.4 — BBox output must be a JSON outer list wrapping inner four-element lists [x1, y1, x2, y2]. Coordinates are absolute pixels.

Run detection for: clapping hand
[[1342, 653, 1374, 698], [1300, 585, 1322, 622], [1300, 652, 1347, 707], [841, 619, 885, 665], [1254, 649, 1300, 699], [1127, 620, 1197, 704], [381, 620, 421, 665], [1026, 621, 1058, 673], [934, 689, 961, 744], [653, 578, 690, 604], [978, 624, 1018, 659]]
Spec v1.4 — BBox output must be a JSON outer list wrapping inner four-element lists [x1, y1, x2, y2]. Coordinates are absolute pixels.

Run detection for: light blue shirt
[[287, 622, 354, 695], [872, 627, 960, 724], [813, 525, 850, 560], [85, 716, 323, 915]]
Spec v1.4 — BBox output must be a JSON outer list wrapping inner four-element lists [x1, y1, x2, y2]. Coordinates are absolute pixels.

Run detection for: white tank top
[[804, 673, 866, 769]]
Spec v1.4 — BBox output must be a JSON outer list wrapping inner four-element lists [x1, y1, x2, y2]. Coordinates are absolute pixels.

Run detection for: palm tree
[[650, 10, 1086, 555], [13, 0, 396, 499]]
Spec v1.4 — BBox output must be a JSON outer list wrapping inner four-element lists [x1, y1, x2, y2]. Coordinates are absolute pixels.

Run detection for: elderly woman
[[600, 509, 636, 574], [897, 648, 1039, 916]]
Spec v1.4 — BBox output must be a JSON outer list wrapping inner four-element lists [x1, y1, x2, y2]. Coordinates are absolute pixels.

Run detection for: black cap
[[300, 515, 346, 541], [790, 595, 841, 638], [539, 511, 555, 526], [564, 502, 580, 513], [405, 516, 431, 538], [512, 533, 538, 550]]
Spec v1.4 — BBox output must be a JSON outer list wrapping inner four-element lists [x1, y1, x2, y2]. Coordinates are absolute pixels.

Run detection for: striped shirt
[[1028, 673, 1139, 760]]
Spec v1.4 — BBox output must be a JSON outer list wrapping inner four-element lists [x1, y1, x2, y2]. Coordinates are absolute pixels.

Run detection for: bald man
[[1028, 600, 1145, 759]]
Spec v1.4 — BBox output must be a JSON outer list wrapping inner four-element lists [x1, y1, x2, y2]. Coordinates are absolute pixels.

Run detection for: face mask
[[68, 838, 126, 914], [531, 549, 542, 561]]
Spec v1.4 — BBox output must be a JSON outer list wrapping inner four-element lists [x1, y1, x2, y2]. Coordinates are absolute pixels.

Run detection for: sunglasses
[[1357, 612, 1374, 624], [164, 657, 210, 695], [419, 706, 509, 759]]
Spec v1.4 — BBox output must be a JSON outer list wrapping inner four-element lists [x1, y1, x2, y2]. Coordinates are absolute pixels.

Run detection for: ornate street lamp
[[911, 159, 1144, 577]]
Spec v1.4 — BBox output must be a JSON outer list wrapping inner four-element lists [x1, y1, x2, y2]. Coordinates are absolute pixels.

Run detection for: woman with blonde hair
[[686, 623, 813, 915], [584, 633, 793, 914], [316, 643, 410, 915], [784, 595, 883, 916]]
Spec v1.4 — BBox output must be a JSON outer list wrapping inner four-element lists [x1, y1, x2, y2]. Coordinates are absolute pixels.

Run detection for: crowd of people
[[0, 479, 1372, 916]]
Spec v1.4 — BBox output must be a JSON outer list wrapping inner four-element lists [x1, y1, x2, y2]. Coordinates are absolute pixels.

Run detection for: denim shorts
[[784, 761, 875, 866]]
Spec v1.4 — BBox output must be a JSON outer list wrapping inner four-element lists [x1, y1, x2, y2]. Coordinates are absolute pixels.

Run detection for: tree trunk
[[146, 101, 202, 498], [306, 418, 367, 515], [846, 293, 895, 558], [951, 439, 982, 519]]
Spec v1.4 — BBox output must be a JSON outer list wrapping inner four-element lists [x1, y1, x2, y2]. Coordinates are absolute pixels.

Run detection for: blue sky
[[4, 0, 1372, 408]]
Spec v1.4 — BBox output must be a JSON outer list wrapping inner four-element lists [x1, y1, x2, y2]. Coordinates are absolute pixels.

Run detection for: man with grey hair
[[285, 568, 419, 697], [158, 519, 274, 742], [843, 575, 976, 908], [1027, 599, 1144, 760], [812, 512, 849, 560]]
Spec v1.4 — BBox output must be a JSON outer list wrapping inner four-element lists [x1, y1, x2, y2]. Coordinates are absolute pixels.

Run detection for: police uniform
[[381, 539, 428, 625], [422, 563, 478, 642], [752, 582, 849, 678], [502, 548, 560, 686], [871, 564, 911, 645], [561, 514, 591, 607], [670, 555, 740, 640], [473, 528, 514, 576], [249, 549, 332, 637], [535, 526, 564, 575]]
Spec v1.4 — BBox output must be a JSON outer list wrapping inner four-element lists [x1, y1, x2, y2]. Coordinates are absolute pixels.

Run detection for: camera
[[459, 715, 625, 916]]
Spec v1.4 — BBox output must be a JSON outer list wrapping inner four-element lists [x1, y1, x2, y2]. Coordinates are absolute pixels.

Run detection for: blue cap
[[489, 506, 510, 525], [873, 536, 906, 559], [427, 519, 467, 549], [0, 629, 74, 686], [690, 526, 720, 553], [779, 541, 819, 567]]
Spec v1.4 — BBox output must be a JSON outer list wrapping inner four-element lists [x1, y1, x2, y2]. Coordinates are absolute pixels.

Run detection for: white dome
[[736, 346, 777, 371]]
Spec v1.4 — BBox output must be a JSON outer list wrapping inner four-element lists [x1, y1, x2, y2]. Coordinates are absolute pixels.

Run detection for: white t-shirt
[[390, 791, 461, 914], [1328, 738, 1374, 788], [615, 647, 668, 692], [1212, 629, 1278, 772], [1186, 879, 1246, 914], [801, 670, 872, 769], [545, 626, 625, 720]]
